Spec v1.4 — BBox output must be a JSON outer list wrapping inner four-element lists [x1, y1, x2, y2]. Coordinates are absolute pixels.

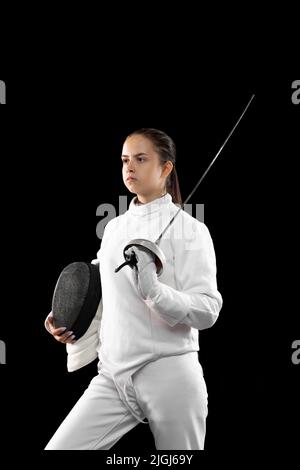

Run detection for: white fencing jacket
[[46, 193, 223, 423]]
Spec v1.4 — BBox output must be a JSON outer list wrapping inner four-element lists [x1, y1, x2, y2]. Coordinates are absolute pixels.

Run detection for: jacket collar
[[128, 192, 173, 216]]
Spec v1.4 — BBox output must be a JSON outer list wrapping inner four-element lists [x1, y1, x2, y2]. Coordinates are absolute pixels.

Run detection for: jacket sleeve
[[146, 220, 223, 330], [65, 296, 103, 372]]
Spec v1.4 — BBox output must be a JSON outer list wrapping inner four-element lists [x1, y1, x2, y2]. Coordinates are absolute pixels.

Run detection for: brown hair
[[127, 128, 182, 205]]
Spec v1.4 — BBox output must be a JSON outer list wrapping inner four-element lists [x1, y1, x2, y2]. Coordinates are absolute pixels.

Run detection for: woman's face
[[121, 134, 172, 200]]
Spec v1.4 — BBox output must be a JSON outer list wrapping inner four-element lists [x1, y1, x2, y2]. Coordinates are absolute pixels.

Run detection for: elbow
[[208, 294, 223, 328], [206, 310, 219, 328], [198, 295, 222, 330], [191, 310, 219, 331], [180, 292, 223, 330]]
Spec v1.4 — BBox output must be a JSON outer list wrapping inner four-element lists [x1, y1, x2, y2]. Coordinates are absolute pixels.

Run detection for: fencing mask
[[51, 261, 101, 340]]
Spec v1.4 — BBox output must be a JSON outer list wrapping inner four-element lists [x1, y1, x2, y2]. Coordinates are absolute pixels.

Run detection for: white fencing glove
[[124, 245, 159, 300]]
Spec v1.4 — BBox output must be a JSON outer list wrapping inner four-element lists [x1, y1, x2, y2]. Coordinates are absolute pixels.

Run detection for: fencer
[[44, 128, 223, 450]]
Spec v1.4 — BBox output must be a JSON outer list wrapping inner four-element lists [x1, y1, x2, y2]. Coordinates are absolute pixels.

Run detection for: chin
[[125, 185, 137, 194]]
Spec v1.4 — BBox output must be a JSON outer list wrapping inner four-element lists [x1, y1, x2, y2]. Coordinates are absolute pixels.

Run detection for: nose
[[126, 160, 136, 173]]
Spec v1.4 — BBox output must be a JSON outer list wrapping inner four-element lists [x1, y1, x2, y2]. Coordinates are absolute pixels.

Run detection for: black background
[[0, 71, 299, 463]]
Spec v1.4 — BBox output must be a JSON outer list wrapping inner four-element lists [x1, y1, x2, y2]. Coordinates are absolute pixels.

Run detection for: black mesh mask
[[51, 262, 101, 340]]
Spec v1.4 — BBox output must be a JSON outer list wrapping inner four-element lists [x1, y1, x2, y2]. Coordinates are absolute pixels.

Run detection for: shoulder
[[103, 213, 125, 235]]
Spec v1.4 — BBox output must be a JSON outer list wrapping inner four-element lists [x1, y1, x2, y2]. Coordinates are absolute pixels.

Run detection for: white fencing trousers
[[44, 352, 208, 450]]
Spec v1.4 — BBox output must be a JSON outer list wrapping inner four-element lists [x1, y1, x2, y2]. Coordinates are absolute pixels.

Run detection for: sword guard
[[115, 238, 166, 276]]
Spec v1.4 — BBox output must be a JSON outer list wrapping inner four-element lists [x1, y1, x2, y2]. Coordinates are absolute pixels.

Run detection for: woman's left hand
[[124, 246, 158, 300]]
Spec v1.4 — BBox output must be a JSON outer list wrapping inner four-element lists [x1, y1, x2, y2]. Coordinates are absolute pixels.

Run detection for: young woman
[[44, 128, 223, 450]]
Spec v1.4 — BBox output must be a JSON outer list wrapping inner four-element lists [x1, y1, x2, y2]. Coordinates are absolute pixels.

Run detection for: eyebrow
[[121, 153, 149, 159]]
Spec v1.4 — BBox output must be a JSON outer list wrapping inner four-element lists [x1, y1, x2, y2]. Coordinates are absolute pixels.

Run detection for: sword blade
[[155, 93, 255, 244]]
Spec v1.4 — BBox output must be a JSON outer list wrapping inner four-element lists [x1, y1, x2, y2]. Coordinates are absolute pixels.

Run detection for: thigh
[[133, 353, 208, 418], [132, 353, 208, 449], [45, 370, 139, 450]]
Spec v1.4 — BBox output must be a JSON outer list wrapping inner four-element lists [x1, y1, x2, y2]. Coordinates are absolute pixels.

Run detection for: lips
[[126, 176, 137, 181]]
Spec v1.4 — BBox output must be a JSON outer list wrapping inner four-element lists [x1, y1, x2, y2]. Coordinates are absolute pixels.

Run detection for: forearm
[[148, 277, 222, 329]]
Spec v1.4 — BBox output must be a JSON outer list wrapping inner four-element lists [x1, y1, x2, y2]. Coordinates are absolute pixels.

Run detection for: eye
[[121, 157, 146, 164]]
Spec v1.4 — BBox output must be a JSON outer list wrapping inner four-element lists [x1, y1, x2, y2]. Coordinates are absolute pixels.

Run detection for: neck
[[136, 191, 167, 205]]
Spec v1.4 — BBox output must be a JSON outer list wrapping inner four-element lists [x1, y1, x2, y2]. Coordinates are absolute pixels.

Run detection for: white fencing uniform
[[45, 193, 223, 450]]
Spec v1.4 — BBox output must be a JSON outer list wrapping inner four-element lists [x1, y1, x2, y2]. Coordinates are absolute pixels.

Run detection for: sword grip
[[115, 251, 138, 273]]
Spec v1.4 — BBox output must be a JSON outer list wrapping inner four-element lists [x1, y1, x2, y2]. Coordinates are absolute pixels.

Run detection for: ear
[[161, 160, 173, 178]]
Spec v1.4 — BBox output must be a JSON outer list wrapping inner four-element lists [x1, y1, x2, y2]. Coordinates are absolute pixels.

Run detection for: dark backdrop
[[0, 76, 298, 460]]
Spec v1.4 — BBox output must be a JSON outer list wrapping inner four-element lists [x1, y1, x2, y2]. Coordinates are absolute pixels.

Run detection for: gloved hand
[[124, 245, 159, 300]]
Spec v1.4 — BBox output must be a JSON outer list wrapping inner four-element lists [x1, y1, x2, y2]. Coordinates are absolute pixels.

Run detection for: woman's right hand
[[45, 312, 76, 344]]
